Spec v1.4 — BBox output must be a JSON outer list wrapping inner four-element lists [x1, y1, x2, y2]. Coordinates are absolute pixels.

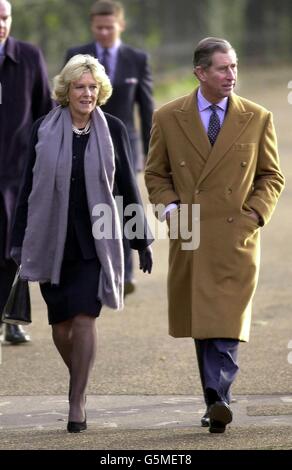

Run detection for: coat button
[[180, 161, 186, 167], [241, 161, 247, 167], [227, 217, 234, 223], [195, 189, 200, 195]]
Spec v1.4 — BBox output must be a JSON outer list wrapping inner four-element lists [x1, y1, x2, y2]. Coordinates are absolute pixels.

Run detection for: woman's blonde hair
[[52, 54, 112, 106]]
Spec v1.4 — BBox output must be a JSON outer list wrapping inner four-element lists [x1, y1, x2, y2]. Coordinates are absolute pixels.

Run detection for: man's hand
[[138, 246, 153, 274]]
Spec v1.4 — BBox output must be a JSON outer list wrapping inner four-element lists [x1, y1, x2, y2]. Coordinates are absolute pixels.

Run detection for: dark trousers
[[123, 237, 133, 283], [195, 338, 239, 406], [0, 259, 18, 315]]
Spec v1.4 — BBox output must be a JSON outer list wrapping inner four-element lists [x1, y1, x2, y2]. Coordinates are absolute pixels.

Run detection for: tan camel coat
[[145, 89, 284, 341]]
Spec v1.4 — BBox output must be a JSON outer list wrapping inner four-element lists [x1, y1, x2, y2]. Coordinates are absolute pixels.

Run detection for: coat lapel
[[88, 42, 98, 58], [197, 93, 254, 185], [173, 90, 254, 182], [112, 45, 131, 84], [173, 90, 211, 160]]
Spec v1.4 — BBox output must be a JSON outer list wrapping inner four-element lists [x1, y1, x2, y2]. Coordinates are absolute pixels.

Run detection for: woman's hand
[[138, 246, 153, 274]]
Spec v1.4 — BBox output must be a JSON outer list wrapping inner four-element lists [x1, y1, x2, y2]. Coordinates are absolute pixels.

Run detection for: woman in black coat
[[11, 54, 153, 433]]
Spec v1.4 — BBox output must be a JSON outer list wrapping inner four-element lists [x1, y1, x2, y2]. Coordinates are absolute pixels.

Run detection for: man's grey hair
[[193, 37, 236, 69]]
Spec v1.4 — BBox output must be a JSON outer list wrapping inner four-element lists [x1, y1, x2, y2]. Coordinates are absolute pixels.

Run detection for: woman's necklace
[[72, 120, 91, 135]]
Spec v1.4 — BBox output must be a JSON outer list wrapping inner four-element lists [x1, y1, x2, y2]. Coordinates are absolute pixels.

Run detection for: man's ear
[[118, 18, 126, 33], [194, 66, 207, 82]]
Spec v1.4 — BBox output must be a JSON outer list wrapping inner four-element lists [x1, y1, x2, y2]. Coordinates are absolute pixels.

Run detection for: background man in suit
[[65, 0, 154, 296], [145, 37, 284, 433], [0, 0, 52, 343]]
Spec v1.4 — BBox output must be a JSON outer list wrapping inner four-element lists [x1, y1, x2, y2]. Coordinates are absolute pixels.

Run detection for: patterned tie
[[101, 48, 110, 77], [207, 104, 221, 145]]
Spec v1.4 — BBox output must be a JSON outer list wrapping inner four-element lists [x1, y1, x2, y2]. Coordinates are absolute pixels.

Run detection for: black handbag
[[1, 268, 31, 325]]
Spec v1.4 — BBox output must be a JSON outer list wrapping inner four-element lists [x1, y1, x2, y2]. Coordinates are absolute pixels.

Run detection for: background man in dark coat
[[65, 0, 154, 296], [0, 0, 53, 343]]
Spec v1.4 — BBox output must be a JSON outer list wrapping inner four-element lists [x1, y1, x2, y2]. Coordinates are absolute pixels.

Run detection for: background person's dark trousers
[[123, 237, 135, 296], [0, 259, 30, 344]]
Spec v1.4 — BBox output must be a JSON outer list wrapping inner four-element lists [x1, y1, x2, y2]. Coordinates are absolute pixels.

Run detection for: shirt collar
[[0, 42, 5, 55], [197, 87, 228, 112], [96, 38, 121, 57]]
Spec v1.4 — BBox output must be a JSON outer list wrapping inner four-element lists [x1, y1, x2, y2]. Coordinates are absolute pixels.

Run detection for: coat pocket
[[234, 143, 256, 151]]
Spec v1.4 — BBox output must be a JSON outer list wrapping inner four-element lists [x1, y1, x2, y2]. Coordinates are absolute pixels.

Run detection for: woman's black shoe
[[67, 418, 87, 433]]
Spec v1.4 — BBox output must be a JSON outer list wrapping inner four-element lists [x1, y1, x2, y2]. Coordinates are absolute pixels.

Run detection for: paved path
[[1, 395, 292, 450], [1, 394, 292, 430]]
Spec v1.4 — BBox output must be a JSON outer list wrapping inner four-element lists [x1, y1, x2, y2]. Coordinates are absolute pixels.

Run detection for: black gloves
[[138, 246, 153, 274]]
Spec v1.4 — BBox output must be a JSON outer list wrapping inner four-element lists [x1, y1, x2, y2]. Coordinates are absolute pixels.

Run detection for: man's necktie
[[100, 48, 110, 77], [207, 104, 221, 145]]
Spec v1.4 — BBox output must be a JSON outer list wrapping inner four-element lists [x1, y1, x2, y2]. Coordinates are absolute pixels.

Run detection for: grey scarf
[[20, 106, 124, 310]]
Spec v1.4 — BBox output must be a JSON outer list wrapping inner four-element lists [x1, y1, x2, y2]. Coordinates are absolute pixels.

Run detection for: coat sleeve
[[110, 116, 154, 250], [11, 120, 41, 248], [31, 49, 53, 121], [135, 52, 154, 158], [144, 110, 180, 214], [246, 112, 285, 225]]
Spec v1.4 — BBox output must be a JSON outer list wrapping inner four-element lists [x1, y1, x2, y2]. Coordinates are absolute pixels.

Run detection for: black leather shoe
[[209, 401, 232, 433], [67, 418, 87, 433], [4, 324, 30, 344], [201, 407, 210, 427]]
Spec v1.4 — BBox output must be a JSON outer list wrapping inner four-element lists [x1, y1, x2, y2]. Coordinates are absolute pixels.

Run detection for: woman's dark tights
[[52, 314, 97, 422]]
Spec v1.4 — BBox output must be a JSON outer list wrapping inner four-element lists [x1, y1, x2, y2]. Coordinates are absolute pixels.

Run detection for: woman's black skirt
[[40, 258, 102, 325]]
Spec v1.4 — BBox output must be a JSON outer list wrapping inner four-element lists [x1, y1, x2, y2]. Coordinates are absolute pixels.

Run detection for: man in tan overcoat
[[145, 37, 284, 433]]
